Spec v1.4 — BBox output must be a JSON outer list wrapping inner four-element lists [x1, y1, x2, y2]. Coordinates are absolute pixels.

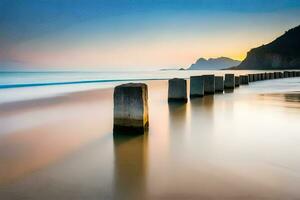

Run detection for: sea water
[[0, 72, 300, 199], [0, 70, 296, 104]]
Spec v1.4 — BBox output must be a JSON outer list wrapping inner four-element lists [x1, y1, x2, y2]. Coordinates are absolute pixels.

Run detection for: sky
[[0, 0, 300, 70]]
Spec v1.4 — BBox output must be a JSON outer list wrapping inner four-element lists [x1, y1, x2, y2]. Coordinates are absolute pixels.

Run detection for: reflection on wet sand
[[168, 102, 187, 132], [189, 95, 215, 150], [190, 95, 214, 112], [167, 103, 188, 157], [258, 92, 300, 109], [224, 88, 234, 93], [284, 92, 300, 103], [113, 133, 148, 200], [190, 95, 215, 128]]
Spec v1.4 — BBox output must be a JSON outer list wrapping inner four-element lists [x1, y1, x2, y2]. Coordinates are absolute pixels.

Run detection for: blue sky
[[1, 0, 300, 69]]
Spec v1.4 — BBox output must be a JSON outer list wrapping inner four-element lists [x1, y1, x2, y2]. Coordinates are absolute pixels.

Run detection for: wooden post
[[168, 78, 188, 102], [114, 83, 149, 134], [203, 75, 215, 95], [190, 76, 204, 98], [215, 76, 224, 93]]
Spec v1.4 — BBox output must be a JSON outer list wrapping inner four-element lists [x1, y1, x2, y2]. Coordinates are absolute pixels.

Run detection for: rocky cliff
[[237, 25, 300, 69], [188, 57, 241, 70]]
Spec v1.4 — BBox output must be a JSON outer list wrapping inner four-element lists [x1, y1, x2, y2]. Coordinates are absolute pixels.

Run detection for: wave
[[0, 78, 162, 89]]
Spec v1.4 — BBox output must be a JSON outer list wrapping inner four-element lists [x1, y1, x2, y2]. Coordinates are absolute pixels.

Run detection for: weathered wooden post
[[235, 76, 240, 87], [257, 73, 261, 81], [251, 74, 255, 81], [215, 76, 224, 93], [268, 72, 273, 79], [272, 72, 276, 79], [224, 74, 235, 89], [251, 74, 254, 82], [278, 72, 281, 79], [240, 75, 249, 85], [203, 75, 215, 94], [190, 76, 204, 98], [114, 83, 149, 134], [257, 74, 261, 81], [248, 74, 253, 82], [168, 78, 188, 102], [253, 74, 257, 82], [278, 72, 282, 78], [264, 73, 268, 80]]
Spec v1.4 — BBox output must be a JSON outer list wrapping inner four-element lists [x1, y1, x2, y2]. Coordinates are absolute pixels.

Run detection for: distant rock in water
[[188, 57, 241, 70], [237, 25, 300, 69]]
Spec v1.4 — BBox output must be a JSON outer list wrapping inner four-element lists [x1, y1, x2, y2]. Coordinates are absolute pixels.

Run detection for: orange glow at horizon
[[8, 35, 266, 69], [6, 21, 290, 69]]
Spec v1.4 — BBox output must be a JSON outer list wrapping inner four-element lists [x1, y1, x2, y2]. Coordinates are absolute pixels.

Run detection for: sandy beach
[[0, 77, 300, 199]]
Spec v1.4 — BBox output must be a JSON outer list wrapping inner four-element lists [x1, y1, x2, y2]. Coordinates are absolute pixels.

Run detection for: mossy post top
[[114, 83, 149, 134], [215, 76, 224, 80], [115, 83, 147, 90]]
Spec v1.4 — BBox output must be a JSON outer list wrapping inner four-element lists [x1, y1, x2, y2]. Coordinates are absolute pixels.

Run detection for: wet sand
[[0, 78, 300, 199]]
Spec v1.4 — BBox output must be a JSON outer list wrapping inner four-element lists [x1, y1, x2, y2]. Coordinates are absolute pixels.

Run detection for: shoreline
[[1, 70, 299, 105]]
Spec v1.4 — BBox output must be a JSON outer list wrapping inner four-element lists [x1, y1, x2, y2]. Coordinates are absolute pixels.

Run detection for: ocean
[[0, 70, 300, 199], [0, 70, 296, 104]]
